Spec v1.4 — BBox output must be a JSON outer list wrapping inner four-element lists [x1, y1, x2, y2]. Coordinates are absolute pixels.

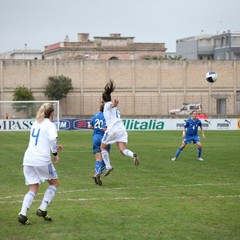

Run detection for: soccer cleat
[[171, 157, 177, 161], [104, 167, 113, 177], [133, 153, 140, 166], [93, 173, 102, 186], [36, 209, 52, 221], [197, 158, 204, 161], [18, 214, 31, 225]]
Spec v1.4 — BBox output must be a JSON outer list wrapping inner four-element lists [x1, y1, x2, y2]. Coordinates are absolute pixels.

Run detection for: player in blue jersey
[[89, 104, 110, 185], [171, 110, 206, 161]]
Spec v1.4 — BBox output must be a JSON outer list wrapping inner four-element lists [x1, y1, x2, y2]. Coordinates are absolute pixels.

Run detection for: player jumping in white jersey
[[18, 103, 63, 225], [100, 80, 140, 176]]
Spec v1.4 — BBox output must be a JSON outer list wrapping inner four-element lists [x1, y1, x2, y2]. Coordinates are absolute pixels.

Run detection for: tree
[[13, 86, 34, 101], [12, 86, 35, 116], [44, 75, 73, 100]]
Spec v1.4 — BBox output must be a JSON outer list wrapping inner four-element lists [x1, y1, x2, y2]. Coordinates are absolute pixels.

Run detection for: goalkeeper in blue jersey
[[171, 110, 206, 161], [89, 104, 110, 186]]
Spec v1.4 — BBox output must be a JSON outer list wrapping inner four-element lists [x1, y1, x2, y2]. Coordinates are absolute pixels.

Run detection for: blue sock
[[198, 148, 202, 158], [100, 160, 105, 173], [176, 147, 183, 158], [95, 161, 102, 174]]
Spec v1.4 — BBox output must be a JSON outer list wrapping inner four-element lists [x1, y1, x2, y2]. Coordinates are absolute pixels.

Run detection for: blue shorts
[[92, 134, 110, 154], [183, 135, 201, 144]]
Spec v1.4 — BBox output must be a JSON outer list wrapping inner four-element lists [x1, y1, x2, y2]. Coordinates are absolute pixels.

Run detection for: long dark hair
[[102, 79, 116, 102]]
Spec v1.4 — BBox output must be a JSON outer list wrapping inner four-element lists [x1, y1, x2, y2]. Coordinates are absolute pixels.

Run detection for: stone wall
[[0, 59, 239, 117]]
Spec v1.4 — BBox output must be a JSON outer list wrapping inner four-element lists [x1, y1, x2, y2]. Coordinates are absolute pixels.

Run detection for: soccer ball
[[206, 71, 218, 83]]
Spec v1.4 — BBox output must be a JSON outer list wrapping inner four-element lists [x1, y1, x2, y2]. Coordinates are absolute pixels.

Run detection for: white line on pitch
[[0, 195, 240, 204], [0, 182, 239, 202]]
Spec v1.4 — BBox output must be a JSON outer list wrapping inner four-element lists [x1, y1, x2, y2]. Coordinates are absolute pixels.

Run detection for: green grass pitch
[[0, 130, 239, 240]]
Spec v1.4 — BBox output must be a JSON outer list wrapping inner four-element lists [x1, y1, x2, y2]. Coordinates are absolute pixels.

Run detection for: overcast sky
[[0, 0, 239, 53]]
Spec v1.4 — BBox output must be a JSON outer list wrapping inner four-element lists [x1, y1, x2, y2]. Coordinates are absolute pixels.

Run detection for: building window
[[217, 99, 226, 115], [231, 36, 240, 46], [109, 56, 119, 60], [215, 38, 221, 48]]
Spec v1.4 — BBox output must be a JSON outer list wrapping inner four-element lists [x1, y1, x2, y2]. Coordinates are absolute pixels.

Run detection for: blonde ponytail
[[36, 103, 54, 122]]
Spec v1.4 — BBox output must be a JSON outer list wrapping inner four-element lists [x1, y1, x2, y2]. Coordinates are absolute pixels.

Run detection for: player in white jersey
[[18, 103, 63, 225], [101, 80, 140, 176]]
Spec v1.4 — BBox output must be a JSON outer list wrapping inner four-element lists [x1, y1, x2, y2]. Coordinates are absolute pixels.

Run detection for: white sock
[[101, 150, 112, 169], [20, 191, 35, 216], [39, 186, 57, 211], [122, 149, 134, 158]]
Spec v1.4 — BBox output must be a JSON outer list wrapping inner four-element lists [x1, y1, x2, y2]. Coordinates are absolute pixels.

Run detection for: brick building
[[44, 33, 166, 60], [0, 59, 239, 118]]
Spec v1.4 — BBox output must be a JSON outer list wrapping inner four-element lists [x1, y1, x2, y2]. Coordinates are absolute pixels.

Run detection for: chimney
[[78, 33, 89, 42], [64, 35, 69, 42], [110, 33, 121, 38]]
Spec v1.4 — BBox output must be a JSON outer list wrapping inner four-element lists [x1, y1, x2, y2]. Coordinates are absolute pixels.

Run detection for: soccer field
[[0, 130, 239, 240]]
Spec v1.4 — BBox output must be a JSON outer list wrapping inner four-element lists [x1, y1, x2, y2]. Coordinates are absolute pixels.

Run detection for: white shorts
[[23, 163, 58, 185], [102, 130, 128, 145]]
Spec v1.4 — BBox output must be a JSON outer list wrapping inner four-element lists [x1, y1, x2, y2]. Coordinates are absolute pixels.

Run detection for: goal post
[[0, 100, 60, 131]]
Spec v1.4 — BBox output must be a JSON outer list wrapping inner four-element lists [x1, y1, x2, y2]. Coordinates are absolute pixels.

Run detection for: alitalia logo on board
[[123, 119, 164, 130]]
